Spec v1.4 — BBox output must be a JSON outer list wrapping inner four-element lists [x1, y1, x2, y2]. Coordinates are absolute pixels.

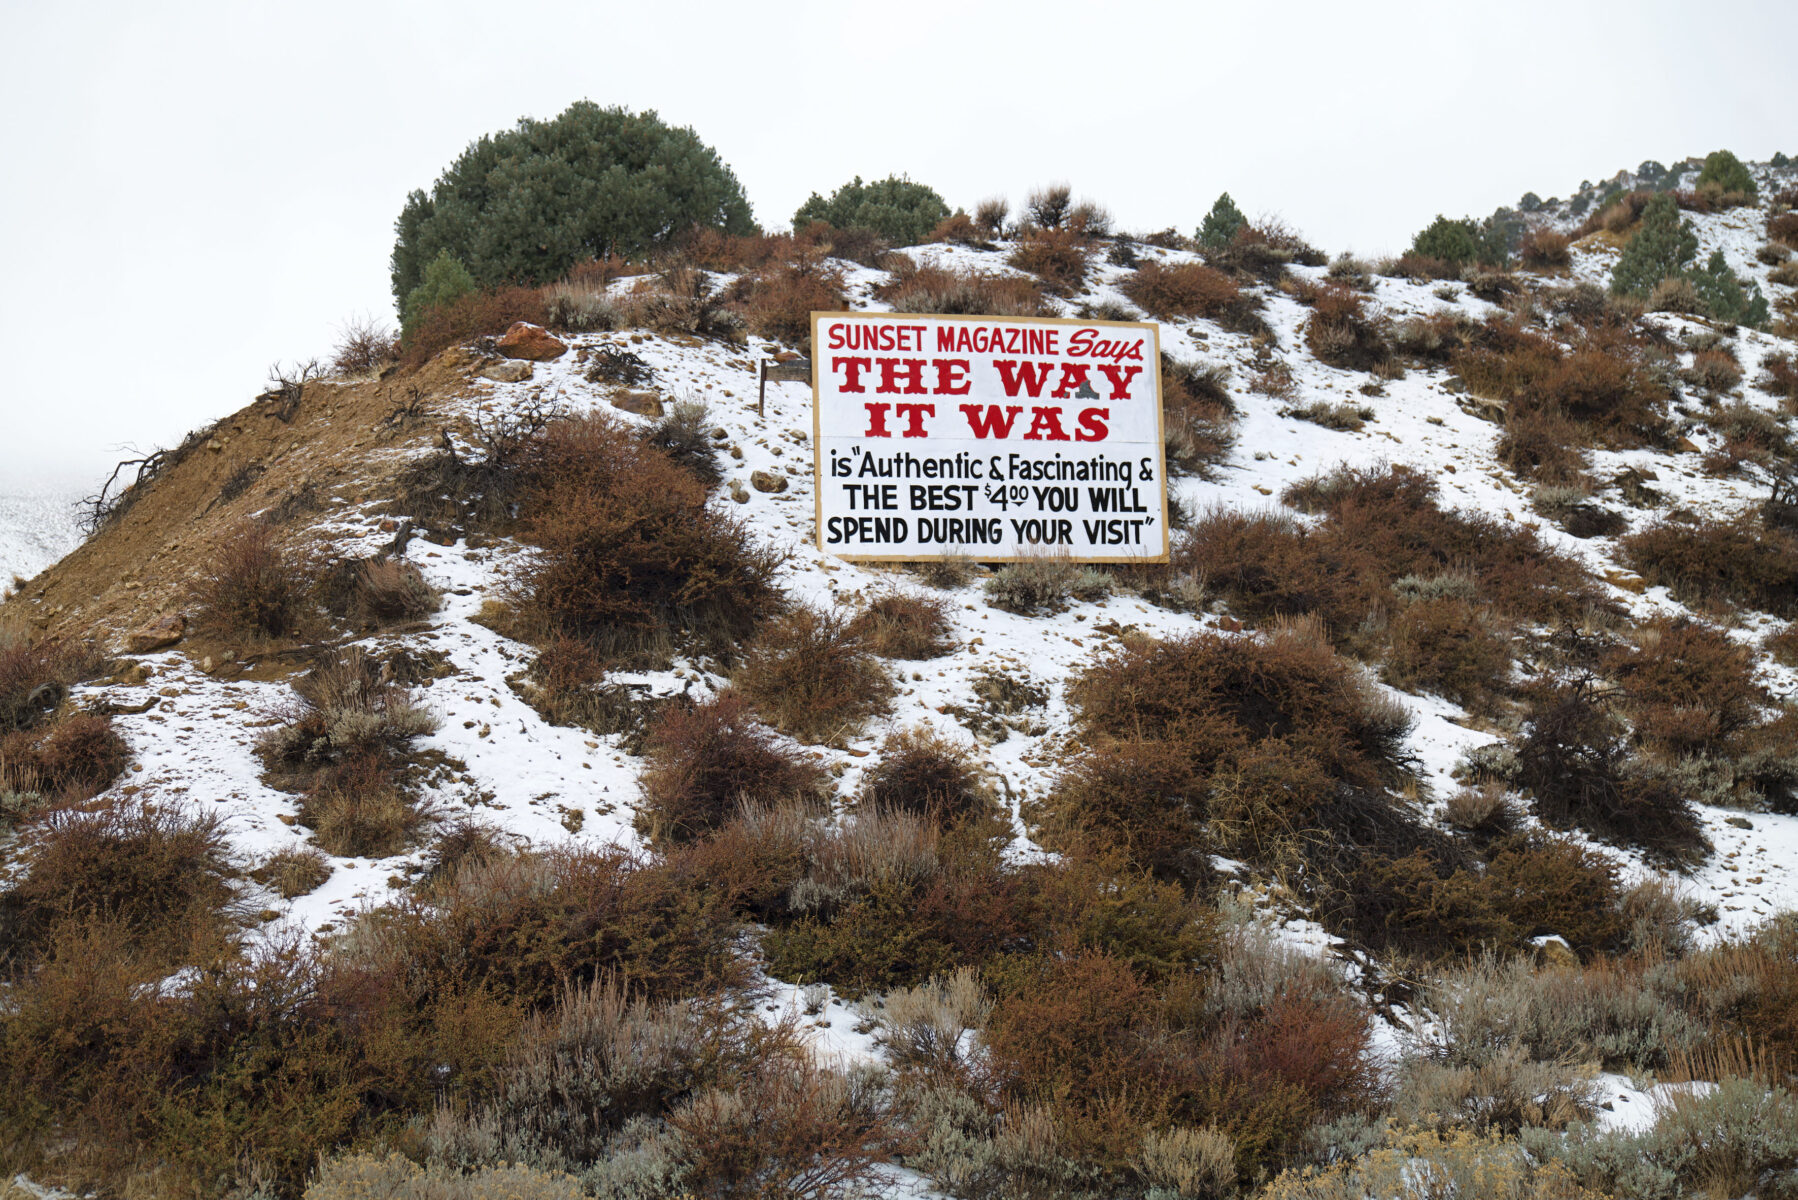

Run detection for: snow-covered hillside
[[0, 491, 81, 588], [7, 161, 1798, 1200]]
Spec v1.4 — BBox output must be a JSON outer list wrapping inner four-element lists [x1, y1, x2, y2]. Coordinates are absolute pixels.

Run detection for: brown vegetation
[[734, 606, 894, 744], [1621, 512, 1798, 617], [848, 591, 955, 659], [877, 258, 1049, 317], [190, 521, 317, 642], [636, 692, 833, 844], [399, 286, 549, 371], [511, 411, 787, 664]]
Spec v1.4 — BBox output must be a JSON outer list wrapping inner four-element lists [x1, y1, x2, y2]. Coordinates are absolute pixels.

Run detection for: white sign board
[[811, 312, 1168, 563]]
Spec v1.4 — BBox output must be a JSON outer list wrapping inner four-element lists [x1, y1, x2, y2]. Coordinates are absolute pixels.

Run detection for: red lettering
[[1023, 407, 1071, 442], [827, 324, 846, 349], [1076, 407, 1110, 442], [864, 402, 892, 437], [833, 356, 871, 393], [933, 359, 971, 395], [1096, 365, 1142, 399], [959, 404, 1025, 438], [994, 360, 1054, 398], [876, 357, 929, 395], [1051, 363, 1092, 399], [936, 326, 958, 352], [894, 403, 934, 437]]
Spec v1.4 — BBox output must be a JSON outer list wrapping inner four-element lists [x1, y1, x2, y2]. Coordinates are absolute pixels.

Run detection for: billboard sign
[[811, 311, 1168, 563]]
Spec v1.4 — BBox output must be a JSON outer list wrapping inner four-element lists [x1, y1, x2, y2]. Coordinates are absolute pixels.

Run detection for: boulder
[[125, 612, 185, 653], [495, 322, 568, 362], [613, 391, 665, 418], [750, 470, 787, 494], [478, 359, 534, 383]]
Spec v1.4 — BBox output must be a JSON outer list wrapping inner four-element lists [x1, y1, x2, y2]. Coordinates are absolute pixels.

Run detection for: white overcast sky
[[2, 0, 1792, 492]]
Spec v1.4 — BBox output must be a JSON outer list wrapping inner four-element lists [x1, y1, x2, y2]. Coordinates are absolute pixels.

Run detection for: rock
[[478, 358, 534, 383], [113, 661, 151, 686], [613, 390, 665, 418], [729, 480, 750, 504], [125, 612, 185, 652], [750, 470, 787, 494], [495, 322, 568, 362]]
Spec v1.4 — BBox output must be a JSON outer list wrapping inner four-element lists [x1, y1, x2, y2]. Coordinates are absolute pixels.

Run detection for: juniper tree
[[400, 250, 476, 338], [1197, 192, 1247, 250], [1688, 251, 1770, 327], [1610, 194, 1698, 298], [390, 103, 754, 309], [1411, 215, 1479, 267], [1697, 149, 1756, 198], [793, 176, 949, 246]]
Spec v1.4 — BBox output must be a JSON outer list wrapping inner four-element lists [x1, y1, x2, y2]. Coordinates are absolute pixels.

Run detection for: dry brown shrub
[[1300, 283, 1392, 372], [666, 1061, 897, 1199], [671, 802, 813, 922], [1621, 512, 1798, 617], [1767, 621, 1798, 666], [1122, 261, 1241, 320], [330, 314, 398, 376], [399, 286, 550, 371], [735, 606, 894, 744], [371, 845, 749, 1009], [1496, 405, 1592, 484], [877, 259, 1049, 317], [1234, 464, 1601, 631], [4, 712, 131, 801], [1683, 347, 1745, 393], [678, 228, 796, 273], [1499, 678, 1709, 867], [1028, 739, 1207, 887], [762, 812, 1031, 996], [0, 801, 238, 968], [302, 782, 431, 859], [342, 557, 440, 628], [190, 521, 317, 642], [0, 634, 87, 734], [251, 846, 332, 899], [927, 211, 985, 246], [732, 253, 848, 343], [1380, 597, 1513, 708], [1161, 358, 1237, 478], [1007, 227, 1091, 294], [1604, 618, 1768, 761], [513, 411, 788, 663], [1455, 331, 1672, 455], [1443, 783, 1520, 839], [1069, 626, 1412, 803], [983, 947, 1376, 1178], [1768, 211, 1798, 249], [855, 727, 992, 828], [256, 647, 438, 857], [1519, 228, 1573, 270], [637, 692, 833, 844], [1758, 351, 1798, 407], [848, 591, 955, 659]]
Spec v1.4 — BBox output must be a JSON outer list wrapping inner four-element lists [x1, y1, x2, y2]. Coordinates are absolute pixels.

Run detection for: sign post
[[811, 311, 1169, 564]]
